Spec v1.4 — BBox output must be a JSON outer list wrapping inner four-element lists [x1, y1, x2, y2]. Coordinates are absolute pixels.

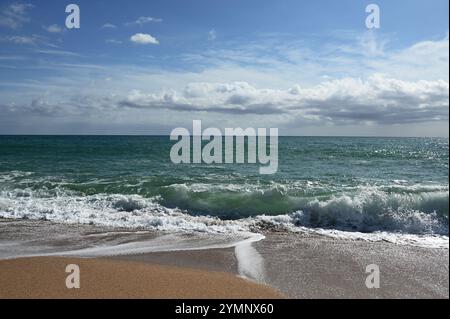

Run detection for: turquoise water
[[0, 136, 448, 237]]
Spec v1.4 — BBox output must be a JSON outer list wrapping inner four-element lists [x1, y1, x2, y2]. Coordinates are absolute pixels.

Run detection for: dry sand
[[0, 257, 283, 299]]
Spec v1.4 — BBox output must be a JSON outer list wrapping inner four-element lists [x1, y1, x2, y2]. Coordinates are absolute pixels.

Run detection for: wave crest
[[158, 183, 448, 234], [0, 183, 448, 247]]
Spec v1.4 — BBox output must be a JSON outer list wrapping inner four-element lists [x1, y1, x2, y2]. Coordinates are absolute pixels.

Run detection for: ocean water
[[0, 136, 448, 248]]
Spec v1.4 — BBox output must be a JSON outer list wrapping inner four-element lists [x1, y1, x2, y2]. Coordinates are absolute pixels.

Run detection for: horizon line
[[0, 134, 448, 138]]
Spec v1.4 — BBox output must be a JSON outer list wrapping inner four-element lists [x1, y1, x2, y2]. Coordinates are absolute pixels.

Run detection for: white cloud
[[35, 49, 80, 57], [179, 32, 449, 84], [0, 2, 33, 29], [130, 33, 159, 45], [106, 39, 122, 44], [43, 24, 63, 33], [0, 34, 57, 47], [6, 73, 446, 127], [1, 31, 448, 136], [208, 29, 217, 41], [369, 34, 449, 81], [117, 76, 448, 125], [1, 72, 448, 136], [126, 16, 162, 26], [102, 23, 117, 29], [0, 35, 36, 44]]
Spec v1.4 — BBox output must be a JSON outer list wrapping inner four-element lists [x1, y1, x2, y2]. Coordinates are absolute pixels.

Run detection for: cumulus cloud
[[111, 76, 449, 124], [296, 76, 449, 124], [0, 2, 33, 29], [1, 76, 448, 135], [130, 33, 159, 45]]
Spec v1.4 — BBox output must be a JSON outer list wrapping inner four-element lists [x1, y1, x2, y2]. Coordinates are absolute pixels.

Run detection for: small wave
[[0, 191, 248, 234], [111, 195, 147, 212], [0, 171, 33, 183], [250, 214, 449, 248]]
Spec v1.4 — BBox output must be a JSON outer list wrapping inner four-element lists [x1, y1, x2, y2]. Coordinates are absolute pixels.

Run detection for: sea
[[0, 136, 448, 255]]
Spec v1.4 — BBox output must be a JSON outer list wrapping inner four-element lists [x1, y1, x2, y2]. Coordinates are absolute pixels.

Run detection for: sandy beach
[[0, 256, 283, 299], [0, 219, 448, 299]]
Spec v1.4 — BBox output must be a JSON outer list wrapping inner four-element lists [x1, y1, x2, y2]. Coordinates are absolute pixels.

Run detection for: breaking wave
[[0, 182, 448, 248], [159, 183, 448, 233]]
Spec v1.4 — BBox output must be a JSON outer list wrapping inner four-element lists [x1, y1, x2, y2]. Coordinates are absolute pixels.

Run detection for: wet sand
[[255, 233, 449, 298], [0, 257, 283, 299], [113, 247, 239, 274], [116, 233, 449, 299]]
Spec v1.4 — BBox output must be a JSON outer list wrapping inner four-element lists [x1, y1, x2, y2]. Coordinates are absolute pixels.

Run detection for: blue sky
[[0, 0, 448, 135]]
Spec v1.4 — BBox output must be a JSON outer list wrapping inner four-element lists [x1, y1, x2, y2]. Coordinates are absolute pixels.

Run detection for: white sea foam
[[252, 214, 449, 248], [0, 191, 247, 234], [0, 224, 267, 282], [0, 187, 448, 249], [58, 232, 268, 282], [234, 234, 266, 282]]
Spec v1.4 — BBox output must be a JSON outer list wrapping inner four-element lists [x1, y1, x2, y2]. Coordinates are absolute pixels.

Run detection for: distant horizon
[[1, 134, 448, 138]]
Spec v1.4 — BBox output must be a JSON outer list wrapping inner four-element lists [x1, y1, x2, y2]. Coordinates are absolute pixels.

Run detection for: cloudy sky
[[0, 0, 448, 136]]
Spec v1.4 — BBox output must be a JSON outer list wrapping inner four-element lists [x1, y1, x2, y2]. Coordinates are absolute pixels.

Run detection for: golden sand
[[0, 257, 283, 299]]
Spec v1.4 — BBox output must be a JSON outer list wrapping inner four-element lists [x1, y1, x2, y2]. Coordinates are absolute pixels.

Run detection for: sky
[[0, 0, 448, 136]]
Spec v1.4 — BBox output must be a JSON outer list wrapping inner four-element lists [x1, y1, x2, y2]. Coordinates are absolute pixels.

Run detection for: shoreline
[[0, 219, 448, 299]]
